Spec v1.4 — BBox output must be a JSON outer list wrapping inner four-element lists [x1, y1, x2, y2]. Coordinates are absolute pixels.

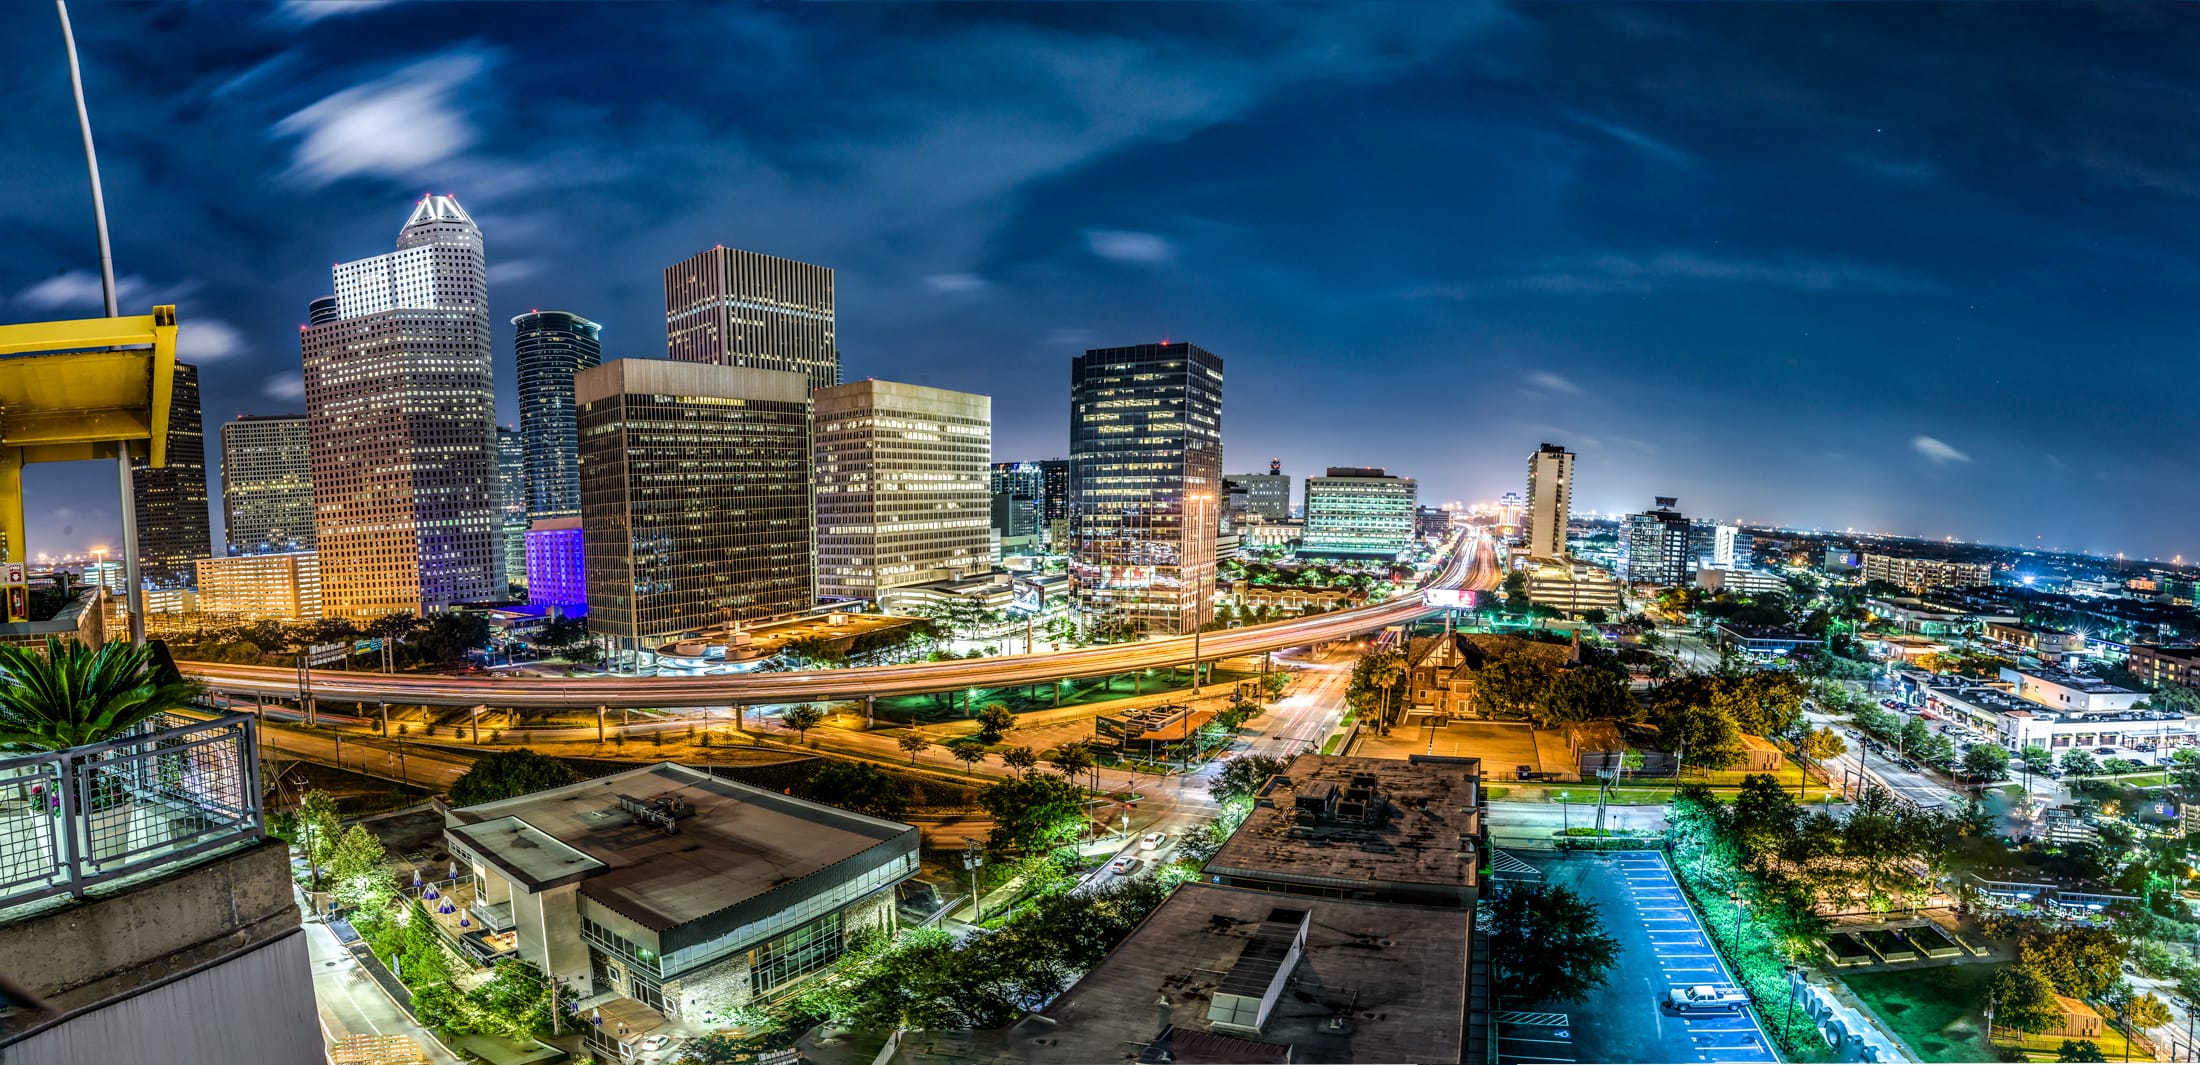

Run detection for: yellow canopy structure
[[0, 304, 178, 562]]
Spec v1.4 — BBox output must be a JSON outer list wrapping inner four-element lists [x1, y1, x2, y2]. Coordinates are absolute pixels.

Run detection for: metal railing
[[0, 711, 263, 911]]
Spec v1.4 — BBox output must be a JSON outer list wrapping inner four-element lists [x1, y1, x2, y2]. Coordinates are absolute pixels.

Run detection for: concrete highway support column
[[865, 695, 876, 729], [597, 705, 606, 743]]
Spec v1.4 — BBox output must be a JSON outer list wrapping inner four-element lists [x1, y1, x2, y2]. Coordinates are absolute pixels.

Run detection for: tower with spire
[[303, 195, 502, 617]]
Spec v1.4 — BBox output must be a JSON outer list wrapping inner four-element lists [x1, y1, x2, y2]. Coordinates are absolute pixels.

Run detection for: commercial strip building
[[1913, 670, 2193, 752], [2123, 644, 2200, 692], [1010, 754, 1481, 1064], [1068, 342, 1224, 634], [664, 246, 838, 391], [578, 359, 814, 655], [1301, 467, 1417, 559], [305, 195, 503, 618], [0, 714, 322, 1064], [194, 551, 322, 622], [1979, 621, 2087, 662], [218, 413, 313, 555], [814, 380, 992, 601], [1714, 622, 1815, 657], [443, 763, 917, 1056], [1862, 552, 1993, 594], [513, 310, 603, 520]]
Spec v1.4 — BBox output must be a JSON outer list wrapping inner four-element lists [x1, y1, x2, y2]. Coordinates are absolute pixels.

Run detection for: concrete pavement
[[308, 919, 463, 1065]]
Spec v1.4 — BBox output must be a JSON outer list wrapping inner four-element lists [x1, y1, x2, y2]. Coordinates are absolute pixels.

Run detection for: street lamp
[[1729, 892, 1748, 956], [961, 841, 986, 924]]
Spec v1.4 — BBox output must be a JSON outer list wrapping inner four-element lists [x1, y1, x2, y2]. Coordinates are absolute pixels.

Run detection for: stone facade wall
[[662, 889, 899, 1019]]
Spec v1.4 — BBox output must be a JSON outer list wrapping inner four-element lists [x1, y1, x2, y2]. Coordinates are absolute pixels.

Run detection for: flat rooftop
[[1013, 883, 1468, 1065], [1205, 754, 1480, 898], [2013, 666, 2138, 695], [446, 763, 916, 948]]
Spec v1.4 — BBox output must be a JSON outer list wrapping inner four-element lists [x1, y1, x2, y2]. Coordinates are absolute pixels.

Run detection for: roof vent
[[616, 793, 691, 833]]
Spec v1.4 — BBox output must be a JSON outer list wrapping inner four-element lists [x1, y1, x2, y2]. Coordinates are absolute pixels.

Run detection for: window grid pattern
[[814, 382, 992, 600]]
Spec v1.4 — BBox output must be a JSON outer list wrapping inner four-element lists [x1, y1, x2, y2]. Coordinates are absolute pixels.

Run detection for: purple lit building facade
[[526, 517, 586, 610]]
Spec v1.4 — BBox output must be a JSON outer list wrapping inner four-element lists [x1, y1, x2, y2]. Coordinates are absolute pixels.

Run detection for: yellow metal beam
[[0, 305, 177, 468], [0, 448, 19, 564], [0, 306, 173, 357]]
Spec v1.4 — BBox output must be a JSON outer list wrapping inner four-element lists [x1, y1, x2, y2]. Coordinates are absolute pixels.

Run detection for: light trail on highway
[[181, 534, 1501, 709]]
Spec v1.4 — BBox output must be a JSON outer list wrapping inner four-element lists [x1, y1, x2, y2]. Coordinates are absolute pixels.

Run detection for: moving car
[[639, 1035, 671, 1052], [1139, 832, 1169, 850], [1110, 856, 1143, 875], [1666, 985, 1750, 1012]]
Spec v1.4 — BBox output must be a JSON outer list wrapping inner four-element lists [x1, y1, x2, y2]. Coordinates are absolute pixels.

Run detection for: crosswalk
[[1612, 852, 1776, 1063]]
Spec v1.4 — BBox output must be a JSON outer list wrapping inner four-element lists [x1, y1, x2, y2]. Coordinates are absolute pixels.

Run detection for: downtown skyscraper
[[1524, 442, 1574, 562], [578, 360, 815, 653], [1068, 342, 1223, 634], [814, 380, 992, 601], [219, 413, 313, 555], [513, 310, 601, 519], [663, 246, 838, 390], [302, 195, 500, 618], [130, 362, 212, 586]]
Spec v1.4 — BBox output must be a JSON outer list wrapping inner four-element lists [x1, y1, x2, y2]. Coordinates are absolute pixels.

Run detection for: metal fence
[[0, 711, 263, 910]]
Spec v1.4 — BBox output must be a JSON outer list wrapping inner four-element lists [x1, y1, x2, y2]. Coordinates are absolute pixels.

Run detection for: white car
[[1110, 856, 1144, 875], [1667, 985, 1749, 1012], [1140, 832, 1169, 850], [638, 1035, 671, 1052]]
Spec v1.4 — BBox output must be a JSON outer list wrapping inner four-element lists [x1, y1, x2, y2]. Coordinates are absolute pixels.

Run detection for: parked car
[[1666, 985, 1750, 1012], [1516, 765, 1536, 781], [1110, 856, 1144, 875], [2095, 747, 2117, 757], [639, 1035, 672, 1052]]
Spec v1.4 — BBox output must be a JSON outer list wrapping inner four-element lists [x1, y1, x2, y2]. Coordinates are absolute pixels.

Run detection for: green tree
[[2056, 1040, 2107, 1063], [793, 760, 909, 820], [1046, 740, 1094, 782], [1540, 667, 1633, 725], [974, 702, 1017, 744], [2021, 926, 2128, 1001], [448, 750, 582, 806], [534, 616, 590, 658], [2124, 991, 2173, 1033], [294, 788, 344, 878], [1475, 652, 1551, 720], [673, 1033, 746, 1065], [979, 774, 1087, 854], [946, 737, 989, 775], [328, 823, 393, 908], [414, 611, 492, 665], [1989, 963, 2064, 1035], [1000, 745, 1038, 777], [1648, 679, 1745, 773], [1898, 715, 1932, 757], [2021, 745, 2057, 775], [1211, 753, 1287, 804], [897, 733, 933, 764], [0, 636, 203, 751], [472, 958, 576, 1039], [1962, 742, 2011, 782], [783, 704, 826, 743], [1483, 881, 1620, 1004], [2060, 749, 2099, 779]]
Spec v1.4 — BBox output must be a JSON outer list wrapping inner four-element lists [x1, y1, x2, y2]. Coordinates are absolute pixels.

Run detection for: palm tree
[[0, 637, 202, 751]]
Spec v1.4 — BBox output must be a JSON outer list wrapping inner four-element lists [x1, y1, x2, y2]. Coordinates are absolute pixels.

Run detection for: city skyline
[[9, 5, 2200, 561]]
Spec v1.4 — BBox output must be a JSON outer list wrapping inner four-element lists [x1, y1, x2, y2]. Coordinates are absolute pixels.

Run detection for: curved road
[[184, 534, 1500, 709]]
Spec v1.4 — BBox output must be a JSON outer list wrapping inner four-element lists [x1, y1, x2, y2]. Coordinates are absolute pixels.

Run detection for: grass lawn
[[872, 667, 1256, 722], [1840, 965, 1998, 1062], [1997, 1028, 2140, 1062]]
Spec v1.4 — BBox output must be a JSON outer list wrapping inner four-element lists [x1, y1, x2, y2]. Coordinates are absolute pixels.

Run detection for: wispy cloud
[[1086, 229, 1175, 264], [263, 373, 305, 402], [279, 0, 403, 25], [925, 273, 989, 294], [273, 50, 490, 187], [486, 260, 545, 285], [1043, 327, 1098, 346], [1912, 435, 1971, 465], [1418, 250, 1943, 300], [178, 320, 246, 362], [1563, 111, 1695, 169], [15, 271, 150, 311], [1523, 371, 1581, 395]]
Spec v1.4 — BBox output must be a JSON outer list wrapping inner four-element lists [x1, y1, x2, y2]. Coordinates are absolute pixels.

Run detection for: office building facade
[[514, 310, 602, 519], [525, 517, 586, 609], [1068, 342, 1224, 634], [195, 551, 322, 622], [1524, 443, 1573, 561], [664, 246, 837, 390], [304, 195, 501, 618], [814, 380, 991, 601], [1302, 467, 1418, 558], [219, 414, 314, 555], [496, 426, 527, 594], [578, 360, 814, 651], [1224, 461, 1292, 523], [1624, 497, 1692, 586], [131, 362, 212, 586], [1688, 521, 1751, 571]]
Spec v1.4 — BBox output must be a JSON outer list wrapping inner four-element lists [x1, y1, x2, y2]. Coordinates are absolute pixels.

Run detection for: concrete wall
[[512, 882, 590, 993], [0, 839, 296, 1010], [1, 928, 321, 1065]]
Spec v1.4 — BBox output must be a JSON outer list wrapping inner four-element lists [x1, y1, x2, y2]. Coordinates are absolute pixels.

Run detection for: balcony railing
[[0, 711, 264, 911]]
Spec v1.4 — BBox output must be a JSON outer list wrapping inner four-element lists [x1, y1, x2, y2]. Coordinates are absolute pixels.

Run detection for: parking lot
[[1499, 851, 1774, 1065], [1354, 719, 1548, 775]]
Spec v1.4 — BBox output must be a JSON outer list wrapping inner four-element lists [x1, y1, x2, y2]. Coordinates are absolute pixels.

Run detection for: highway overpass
[[182, 534, 1500, 711]]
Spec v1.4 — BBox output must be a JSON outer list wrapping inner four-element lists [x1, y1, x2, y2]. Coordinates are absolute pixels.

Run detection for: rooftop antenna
[[56, 0, 143, 644]]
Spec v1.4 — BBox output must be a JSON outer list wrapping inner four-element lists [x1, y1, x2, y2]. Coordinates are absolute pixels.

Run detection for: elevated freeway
[[182, 534, 1501, 710]]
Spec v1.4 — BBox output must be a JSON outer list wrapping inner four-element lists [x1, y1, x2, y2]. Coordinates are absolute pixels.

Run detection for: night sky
[[4, 3, 2198, 560]]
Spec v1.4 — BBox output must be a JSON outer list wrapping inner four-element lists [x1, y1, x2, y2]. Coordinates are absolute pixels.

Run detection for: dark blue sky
[[4, 2, 2198, 560]]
